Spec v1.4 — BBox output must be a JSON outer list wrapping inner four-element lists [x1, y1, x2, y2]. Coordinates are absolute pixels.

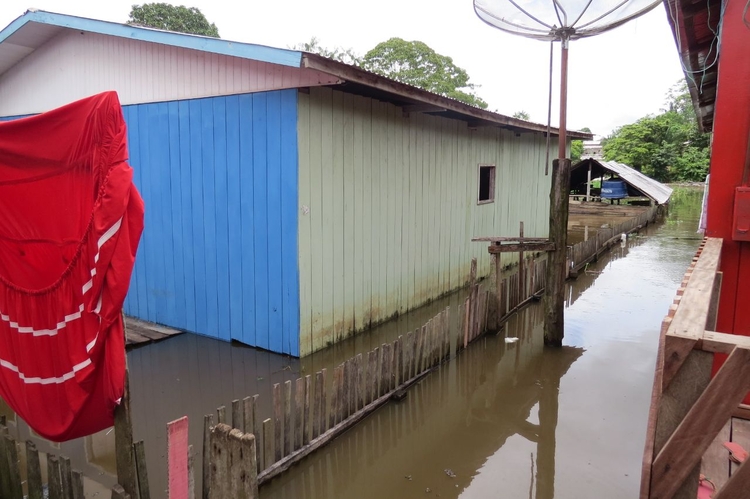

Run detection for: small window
[[478, 164, 496, 204]]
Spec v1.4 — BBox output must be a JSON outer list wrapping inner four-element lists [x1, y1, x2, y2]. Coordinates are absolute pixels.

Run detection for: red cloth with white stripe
[[0, 92, 144, 441]]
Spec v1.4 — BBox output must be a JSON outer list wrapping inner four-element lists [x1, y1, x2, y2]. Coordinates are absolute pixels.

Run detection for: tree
[[570, 127, 591, 162], [602, 81, 710, 182], [513, 111, 530, 120], [128, 3, 219, 38], [292, 37, 362, 66], [362, 38, 488, 109]]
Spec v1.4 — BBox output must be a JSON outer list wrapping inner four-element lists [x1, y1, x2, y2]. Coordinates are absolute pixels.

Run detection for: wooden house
[[0, 10, 589, 356]]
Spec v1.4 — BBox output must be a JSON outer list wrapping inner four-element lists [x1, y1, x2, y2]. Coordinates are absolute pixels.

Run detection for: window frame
[[477, 163, 496, 205]]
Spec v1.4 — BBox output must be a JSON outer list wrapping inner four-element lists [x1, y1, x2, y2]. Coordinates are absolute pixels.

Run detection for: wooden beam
[[401, 104, 447, 114], [472, 236, 549, 242], [488, 242, 556, 253], [650, 347, 750, 499], [734, 404, 750, 421], [661, 334, 698, 390], [713, 459, 750, 499], [700, 330, 750, 354]]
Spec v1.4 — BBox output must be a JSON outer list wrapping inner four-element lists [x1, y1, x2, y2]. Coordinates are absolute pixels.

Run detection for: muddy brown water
[[0, 188, 703, 498]]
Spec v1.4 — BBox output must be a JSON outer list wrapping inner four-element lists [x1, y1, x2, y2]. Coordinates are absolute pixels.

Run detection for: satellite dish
[[474, 0, 662, 41], [474, 0, 662, 162]]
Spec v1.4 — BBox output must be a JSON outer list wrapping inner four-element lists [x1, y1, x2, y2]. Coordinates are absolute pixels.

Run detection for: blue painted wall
[[122, 90, 300, 355]]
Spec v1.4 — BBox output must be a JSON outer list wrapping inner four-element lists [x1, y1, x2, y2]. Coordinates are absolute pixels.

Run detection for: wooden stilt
[[544, 158, 571, 346]]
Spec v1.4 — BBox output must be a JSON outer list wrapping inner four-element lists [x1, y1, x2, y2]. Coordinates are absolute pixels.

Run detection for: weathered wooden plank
[[262, 418, 273, 470], [320, 369, 328, 434], [4, 435, 22, 499], [304, 375, 312, 445], [0, 424, 8, 499], [345, 359, 355, 417], [714, 458, 750, 499], [395, 337, 403, 387], [209, 425, 229, 499], [416, 326, 426, 373], [26, 441, 43, 499], [242, 396, 253, 435], [202, 414, 213, 499], [462, 297, 469, 350], [243, 432, 259, 498], [227, 428, 256, 499], [283, 380, 292, 456], [651, 347, 750, 499], [488, 242, 556, 253], [367, 349, 377, 405], [110, 484, 130, 499], [356, 353, 364, 411], [295, 378, 305, 450], [313, 372, 323, 439], [342, 360, 351, 419], [472, 236, 549, 242], [114, 373, 137, 498], [701, 330, 750, 354], [730, 418, 750, 476], [217, 406, 226, 425], [380, 343, 390, 395], [48, 455, 62, 499], [134, 440, 151, 499], [232, 399, 243, 431], [662, 335, 699, 390], [273, 383, 282, 461], [700, 419, 731, 491], [330, 365, 341, 428], [71, 471, 84, 499], [188, 444, 195, 499]]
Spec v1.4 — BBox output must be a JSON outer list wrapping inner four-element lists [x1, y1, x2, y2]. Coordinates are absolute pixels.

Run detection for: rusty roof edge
[[302, 53, 593, 140], [662, 0, 714, 133]]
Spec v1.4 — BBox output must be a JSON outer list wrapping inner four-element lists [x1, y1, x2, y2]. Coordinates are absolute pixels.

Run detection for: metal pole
[[558, 36, 569, 160]]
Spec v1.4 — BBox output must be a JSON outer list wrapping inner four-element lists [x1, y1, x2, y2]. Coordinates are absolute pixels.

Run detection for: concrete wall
[[297, 86, 552, 355]]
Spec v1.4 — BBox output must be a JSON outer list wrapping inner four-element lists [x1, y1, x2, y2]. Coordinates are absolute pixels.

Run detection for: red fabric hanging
[[0, 92, 144, 441]]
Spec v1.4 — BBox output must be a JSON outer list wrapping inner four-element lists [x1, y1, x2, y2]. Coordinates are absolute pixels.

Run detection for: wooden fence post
[[544, 158, 571, 346], [202, 414, 213, 499], [26, 441, 43, 499]]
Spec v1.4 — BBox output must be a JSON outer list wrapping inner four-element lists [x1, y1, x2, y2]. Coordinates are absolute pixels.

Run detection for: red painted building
[[666, 0, 750, 335]]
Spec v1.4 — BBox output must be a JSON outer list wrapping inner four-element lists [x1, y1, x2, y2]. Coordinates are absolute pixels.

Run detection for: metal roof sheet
[[576, 159, 673, 204]]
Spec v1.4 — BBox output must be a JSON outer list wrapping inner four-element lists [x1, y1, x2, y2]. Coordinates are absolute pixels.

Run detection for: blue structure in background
[[601, 180, 628, 200], [122, 90, 300, 355]]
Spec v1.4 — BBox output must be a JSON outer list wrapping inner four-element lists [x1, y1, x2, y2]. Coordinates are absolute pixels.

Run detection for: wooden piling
[[202, 414, 213, 499], [114, 374, 137, 499], [26, 441, 43, 499], [71, 471, 85, 499], [60, 456, 73, 499], [134, 440, 151, 499], [544, 158, 571, 346], [4, 435, 22, 499], [48, 455, 62, 499]]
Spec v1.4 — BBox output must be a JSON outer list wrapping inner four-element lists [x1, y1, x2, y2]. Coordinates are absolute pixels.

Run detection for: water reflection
[[261, 305, 583, 499]]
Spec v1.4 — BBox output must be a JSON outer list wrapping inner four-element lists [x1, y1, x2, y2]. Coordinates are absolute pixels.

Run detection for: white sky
[[0, 0, 685, 137]]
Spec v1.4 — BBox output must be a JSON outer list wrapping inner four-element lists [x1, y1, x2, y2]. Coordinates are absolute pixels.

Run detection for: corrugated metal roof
[[580, 159, 673, 204]]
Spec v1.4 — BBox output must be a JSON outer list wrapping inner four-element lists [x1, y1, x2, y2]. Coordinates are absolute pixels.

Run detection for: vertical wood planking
[[123, 90, 300, 355], [297, 87, 551, 355], [262, 419, 273, 470], [356, 353, 365, 411], [313, 371, 324, 439], [273, 384, 282, 462], [295, 378, 305, 450], [304, 375, 312, 445], [367, 349, 377, 405], [26, 441, 42, 499]]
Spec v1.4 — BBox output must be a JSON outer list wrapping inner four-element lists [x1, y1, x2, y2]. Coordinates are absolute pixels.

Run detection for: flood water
[[0, 188, 703, 498], [260, 187, 704, 499]]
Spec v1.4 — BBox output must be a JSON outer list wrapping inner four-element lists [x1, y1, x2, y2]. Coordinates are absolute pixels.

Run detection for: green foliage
[[513, 110, 530, 120], [602, 81, 710, 182], [292, 37, 362, 66], [128, 3, 219, 37], [362, 38, 488, 109], [570, 127, 590, 163]]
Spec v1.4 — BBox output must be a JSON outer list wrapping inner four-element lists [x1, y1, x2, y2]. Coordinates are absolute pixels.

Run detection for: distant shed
[[571, 159, 673, 205]]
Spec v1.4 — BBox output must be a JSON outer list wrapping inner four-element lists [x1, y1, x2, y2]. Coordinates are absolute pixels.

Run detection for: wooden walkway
[[125, 317, 183, 347], [702, 417, 750, 491]]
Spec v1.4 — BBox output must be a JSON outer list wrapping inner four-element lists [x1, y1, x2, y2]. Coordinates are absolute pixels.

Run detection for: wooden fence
[[566, 205, 659, 277], [0, 416, 145, 499]]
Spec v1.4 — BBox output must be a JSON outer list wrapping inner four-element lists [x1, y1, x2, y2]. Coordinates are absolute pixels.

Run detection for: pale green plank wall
[[297, 86, 555, 355]]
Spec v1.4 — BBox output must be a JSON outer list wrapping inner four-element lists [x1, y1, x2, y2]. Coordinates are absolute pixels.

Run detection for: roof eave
[[302, 53, 592, 140]]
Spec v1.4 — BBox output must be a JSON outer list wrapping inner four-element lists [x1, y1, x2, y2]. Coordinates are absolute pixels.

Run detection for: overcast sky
[[0, 0, 685, 137]]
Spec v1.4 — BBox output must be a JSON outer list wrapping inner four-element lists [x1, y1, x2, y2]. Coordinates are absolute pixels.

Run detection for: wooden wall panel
[[122, 90, 300, 355], [297, 87, 551, 356], [0, 30, 339, 118]]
